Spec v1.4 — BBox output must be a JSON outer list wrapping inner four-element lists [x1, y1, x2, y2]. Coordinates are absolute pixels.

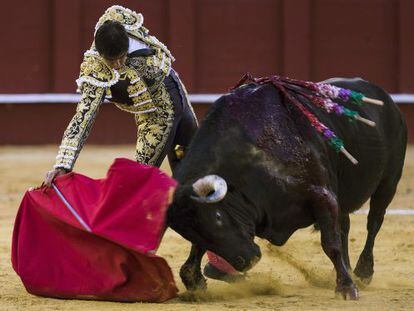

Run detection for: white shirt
[[128, 37, 149, 53]]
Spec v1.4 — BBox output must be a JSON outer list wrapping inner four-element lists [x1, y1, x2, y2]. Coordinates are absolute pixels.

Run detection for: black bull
[[167, 77, 407, 300]]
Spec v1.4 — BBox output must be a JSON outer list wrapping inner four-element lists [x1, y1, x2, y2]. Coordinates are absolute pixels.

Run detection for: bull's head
[[168, 174, 261, 272]]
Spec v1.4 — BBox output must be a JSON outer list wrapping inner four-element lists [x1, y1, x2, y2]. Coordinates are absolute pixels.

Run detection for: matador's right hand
[[43, 168, 68, 187]]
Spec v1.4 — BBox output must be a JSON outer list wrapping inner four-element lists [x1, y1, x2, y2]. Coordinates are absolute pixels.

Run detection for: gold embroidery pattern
[[76, 52, 119, 92], [126, 54, 169, 93], [55, 84, 106, 170], [134, 85, 175, 165], [95, 5, 144, 33], [127, 57, 158, 81], [113, 65, 156, 114], [148, 48, 172, 79]]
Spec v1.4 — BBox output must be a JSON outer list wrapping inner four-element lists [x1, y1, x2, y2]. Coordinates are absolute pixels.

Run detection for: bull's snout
[[233, 244, 262, 272], [234, 254, 261, 272], [235, 256, 246, 269]]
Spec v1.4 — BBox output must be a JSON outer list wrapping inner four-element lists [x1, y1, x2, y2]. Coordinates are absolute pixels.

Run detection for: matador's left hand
[[43, 168, 68, 188]]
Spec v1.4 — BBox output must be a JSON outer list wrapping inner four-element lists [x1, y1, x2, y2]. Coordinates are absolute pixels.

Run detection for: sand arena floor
[[1, 145, 414, 310]]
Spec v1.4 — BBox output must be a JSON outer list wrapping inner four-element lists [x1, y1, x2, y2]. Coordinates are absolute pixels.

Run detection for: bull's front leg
[[309, 186, 359, 300], [179, 243, 207, 291]]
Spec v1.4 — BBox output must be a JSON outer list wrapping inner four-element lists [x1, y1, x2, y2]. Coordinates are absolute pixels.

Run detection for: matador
[[44, 5, 198, 185]]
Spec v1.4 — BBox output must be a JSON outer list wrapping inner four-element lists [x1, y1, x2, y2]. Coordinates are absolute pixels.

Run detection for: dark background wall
[[1, 0, 414, 144]]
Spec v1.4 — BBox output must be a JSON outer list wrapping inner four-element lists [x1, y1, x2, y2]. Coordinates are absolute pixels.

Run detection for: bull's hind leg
[[354, 180, 397, 284], [339, 213, 351, 271], [310, 186, 358, 300]]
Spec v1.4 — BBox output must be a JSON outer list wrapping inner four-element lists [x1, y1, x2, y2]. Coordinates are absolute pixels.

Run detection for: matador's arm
[[54, 52, 118, 171], [54, 83, 106, 170]]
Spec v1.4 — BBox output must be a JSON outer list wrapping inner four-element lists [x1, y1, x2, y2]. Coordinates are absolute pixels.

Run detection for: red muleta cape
[[12, 158, 178, 302]]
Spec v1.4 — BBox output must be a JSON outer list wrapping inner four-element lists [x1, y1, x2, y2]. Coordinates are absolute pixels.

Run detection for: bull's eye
[[215, 211, 223, 226]]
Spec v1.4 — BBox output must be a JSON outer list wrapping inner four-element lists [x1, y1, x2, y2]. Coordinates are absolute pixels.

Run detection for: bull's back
[[320, 78, 407, 212], [193, 79, 406, 214], [226, 78, 406, 213]]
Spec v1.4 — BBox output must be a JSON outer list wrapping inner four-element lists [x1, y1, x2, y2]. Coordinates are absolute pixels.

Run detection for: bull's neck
[[225, 190, 264, 238]]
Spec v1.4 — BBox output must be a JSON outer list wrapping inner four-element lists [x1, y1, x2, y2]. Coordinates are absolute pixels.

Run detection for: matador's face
[[103, 52, 127, 70]]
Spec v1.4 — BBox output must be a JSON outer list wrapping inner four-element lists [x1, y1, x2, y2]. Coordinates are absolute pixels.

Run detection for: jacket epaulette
[[76, 50, 120, 92]]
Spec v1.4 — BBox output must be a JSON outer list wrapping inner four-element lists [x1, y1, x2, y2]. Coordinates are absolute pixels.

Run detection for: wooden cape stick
[[355, 115, 376, 127], [362, 97, 383, 106], [340, 147, 358, 165]]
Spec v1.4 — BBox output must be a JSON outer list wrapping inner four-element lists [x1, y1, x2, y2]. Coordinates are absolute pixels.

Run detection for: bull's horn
[[191, 175, 228, 203]]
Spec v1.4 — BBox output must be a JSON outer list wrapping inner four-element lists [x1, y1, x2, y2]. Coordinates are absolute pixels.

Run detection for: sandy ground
[[1, 145, 414, 310]]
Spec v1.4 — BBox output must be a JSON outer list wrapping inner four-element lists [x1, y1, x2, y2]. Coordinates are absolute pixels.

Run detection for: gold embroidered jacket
[[54, 5, 176, 170]]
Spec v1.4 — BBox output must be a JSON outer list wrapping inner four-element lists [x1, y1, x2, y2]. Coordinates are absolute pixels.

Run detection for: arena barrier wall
[[1, 0, 414, 95], [1, 94, 413, 144]]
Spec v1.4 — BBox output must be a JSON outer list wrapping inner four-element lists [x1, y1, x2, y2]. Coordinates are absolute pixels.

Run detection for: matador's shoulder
[[76, 50, 119, 90], [94, 5, 147, 35]]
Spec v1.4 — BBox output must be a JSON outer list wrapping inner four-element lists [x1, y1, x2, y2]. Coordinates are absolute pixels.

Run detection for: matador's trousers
[[134, 69, 198, 169]]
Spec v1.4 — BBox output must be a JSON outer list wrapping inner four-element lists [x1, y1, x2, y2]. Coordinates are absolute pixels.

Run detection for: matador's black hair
[[95, 21, 129, 59]]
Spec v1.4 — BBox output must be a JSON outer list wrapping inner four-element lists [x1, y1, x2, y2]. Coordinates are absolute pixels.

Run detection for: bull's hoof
[[357, 275, 373, 286], [203, 263, 245, 283], [354, 256, 374, 284], [179, 264, 207, 291], [335, 283, 359, 300]]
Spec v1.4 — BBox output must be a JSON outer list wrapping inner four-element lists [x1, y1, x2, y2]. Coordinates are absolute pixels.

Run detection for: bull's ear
[[227, 183, 235, 192], [173, 184, 197, 202]]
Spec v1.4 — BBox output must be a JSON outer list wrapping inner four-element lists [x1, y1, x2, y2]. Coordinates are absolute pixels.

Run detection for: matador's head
[[95, 20, 129, 70]]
